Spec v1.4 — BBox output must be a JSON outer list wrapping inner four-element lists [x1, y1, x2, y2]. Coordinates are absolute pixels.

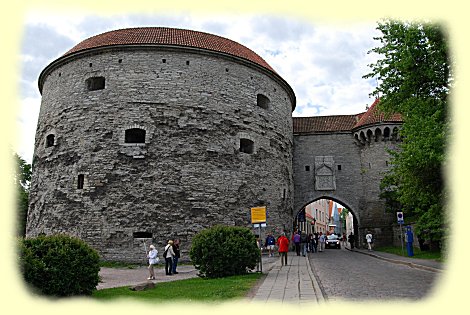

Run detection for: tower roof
[[352, 99, 402, 129], [64, 27, 275, 73], [293, 99, 403, 134], [39, 27, 296, 110]]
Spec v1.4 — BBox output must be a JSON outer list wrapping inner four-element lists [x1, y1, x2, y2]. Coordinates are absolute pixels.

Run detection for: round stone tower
[[352, 99, 402, 246], [27, 27, 296, 262]]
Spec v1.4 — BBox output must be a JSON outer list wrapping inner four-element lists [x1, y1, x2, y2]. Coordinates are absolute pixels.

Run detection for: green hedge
[[18, 234, 100, 297], [189, 225, 259, 278]]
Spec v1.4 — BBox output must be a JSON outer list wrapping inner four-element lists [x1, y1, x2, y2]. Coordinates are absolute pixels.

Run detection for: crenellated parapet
[[353, 123, 402, 146], [352, 98, 402, 146]]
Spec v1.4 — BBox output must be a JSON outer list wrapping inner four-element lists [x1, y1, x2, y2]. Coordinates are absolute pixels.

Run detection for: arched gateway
[[292, 100, 402, 247]]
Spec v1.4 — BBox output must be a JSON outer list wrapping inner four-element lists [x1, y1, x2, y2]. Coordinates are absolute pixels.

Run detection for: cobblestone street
[[308, 248, 441, 301]]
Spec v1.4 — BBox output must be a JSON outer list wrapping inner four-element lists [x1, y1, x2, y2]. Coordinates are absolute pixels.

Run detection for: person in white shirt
[[147, 245, 159, 280], [366, 232, 373, 251], [318, 232, 326, 252], [164, 240, 176, 275]]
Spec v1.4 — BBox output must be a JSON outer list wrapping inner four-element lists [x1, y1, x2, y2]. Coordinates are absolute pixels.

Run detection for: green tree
[[14, 153, 32, 237], [339, 208, 349, 232], [364, 20, 451, 245]]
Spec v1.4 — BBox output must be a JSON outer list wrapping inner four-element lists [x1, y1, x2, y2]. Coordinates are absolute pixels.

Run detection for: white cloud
[[18, 13, 382, 162], [16, 96, 41, 161]]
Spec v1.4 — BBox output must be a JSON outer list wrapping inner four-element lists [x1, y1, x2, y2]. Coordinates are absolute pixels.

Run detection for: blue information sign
[[397, 212, 404, 224]]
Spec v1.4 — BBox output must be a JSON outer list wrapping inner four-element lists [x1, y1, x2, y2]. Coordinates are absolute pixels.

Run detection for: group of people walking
[[289, 230, 329, 255], [265, 230, 371, 266], [146, 239, 181, 280]]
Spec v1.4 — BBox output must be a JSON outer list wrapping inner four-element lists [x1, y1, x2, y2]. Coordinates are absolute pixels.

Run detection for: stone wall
[[293, 132, 363, 220], [27, 47, 294, 262], [355, 124, 401, 246], [293, 125, 401, 248]]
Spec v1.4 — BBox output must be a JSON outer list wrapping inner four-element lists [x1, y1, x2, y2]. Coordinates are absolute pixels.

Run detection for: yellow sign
[[251, 206, 267, 224]]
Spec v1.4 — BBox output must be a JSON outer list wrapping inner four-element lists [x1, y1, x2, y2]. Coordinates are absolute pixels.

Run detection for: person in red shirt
[[277, 232, 290, 266]]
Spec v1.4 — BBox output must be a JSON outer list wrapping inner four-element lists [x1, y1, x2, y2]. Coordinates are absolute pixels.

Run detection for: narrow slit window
[[77, 174, 84, 189], [337, 165, 342, 171], [125, 128, 146, 144], [46, 134, 55, 147], [257, 94, 270, 109], [133, 232, 153, 239], [86, 76, 105, 91], [305, 165, 310, 172], [239, 138, 254, 154]]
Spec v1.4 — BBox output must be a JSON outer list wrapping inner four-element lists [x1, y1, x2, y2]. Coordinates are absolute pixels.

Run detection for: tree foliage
[[364, 20, 451, 244], [14, 153, 32, 237]]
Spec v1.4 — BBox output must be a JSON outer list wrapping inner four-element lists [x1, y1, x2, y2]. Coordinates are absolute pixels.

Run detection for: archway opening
[[293, 197, 359, 249]]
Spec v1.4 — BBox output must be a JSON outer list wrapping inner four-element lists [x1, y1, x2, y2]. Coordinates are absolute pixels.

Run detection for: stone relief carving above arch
[[314, 156, 336, 191]]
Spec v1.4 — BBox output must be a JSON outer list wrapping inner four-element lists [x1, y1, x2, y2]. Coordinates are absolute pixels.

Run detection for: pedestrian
[[292, 230, 301, 256], [341, 232, 347, 248], [308, 233, 314, 253], [172, 239, 181, 274], [265, 233, 276, 257], [318, 232, 325, 252], [366, 231, 373, 251], [348, 232, 355, 249], [313, 232, 319, 253], [147, 244, 159, 280], [300, 231, 308, 256], [164, 240, 176, 275], [277, 232, 289, 266]]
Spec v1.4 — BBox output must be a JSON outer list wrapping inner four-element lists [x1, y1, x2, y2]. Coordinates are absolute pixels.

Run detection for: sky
[[18, 12, 383, 163]]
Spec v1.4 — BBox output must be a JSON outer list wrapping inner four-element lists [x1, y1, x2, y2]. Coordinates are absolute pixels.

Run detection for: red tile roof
[[293, 99, 402, 134], [353, 98, 402, 129], [293, 114, 363, 133], [64, 27, 275, 73]]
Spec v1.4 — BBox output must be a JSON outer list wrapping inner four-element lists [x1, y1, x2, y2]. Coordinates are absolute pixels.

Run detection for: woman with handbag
[[147, 244, 159, 280]]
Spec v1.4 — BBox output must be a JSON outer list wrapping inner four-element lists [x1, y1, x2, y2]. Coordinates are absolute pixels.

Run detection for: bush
[[189, 225, 259, 278], [18, 234, 100, 297]]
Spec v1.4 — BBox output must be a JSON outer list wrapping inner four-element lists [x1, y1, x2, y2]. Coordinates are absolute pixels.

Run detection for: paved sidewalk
[[251, 254, 324, 305], [349, 248, 443, 273]]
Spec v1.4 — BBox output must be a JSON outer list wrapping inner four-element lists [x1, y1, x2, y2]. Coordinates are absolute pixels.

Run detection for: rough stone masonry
[[26, 27, 402, 262], [27, 28, 296, 262]]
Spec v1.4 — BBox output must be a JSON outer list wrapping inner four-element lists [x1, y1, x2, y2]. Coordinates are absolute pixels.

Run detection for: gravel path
[[97, 264, 199, 290], [97, 256, 279, 290]]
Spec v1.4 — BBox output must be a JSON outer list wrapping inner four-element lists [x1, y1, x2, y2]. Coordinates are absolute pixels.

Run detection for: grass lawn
[[92, 273, 263, 303], [373, 246, 444, 262]]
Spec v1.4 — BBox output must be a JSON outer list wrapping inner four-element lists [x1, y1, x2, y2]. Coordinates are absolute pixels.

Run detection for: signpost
[[397, 212, 404, 256], [251, 206, 267, 224], [251, 206, 267, 273]]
